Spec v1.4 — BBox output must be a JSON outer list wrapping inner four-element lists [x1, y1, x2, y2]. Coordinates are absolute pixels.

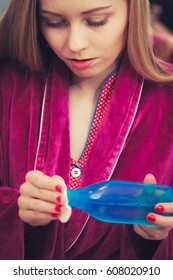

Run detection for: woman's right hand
[[18, 170, 71, 226]]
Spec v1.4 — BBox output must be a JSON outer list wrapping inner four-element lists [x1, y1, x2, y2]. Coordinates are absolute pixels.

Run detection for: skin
[[18, 171, 68, 226], [39, 0, 128, 85], [18, 0, 173, 241]]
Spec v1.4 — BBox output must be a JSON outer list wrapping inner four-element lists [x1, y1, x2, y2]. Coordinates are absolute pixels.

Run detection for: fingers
[[18, 195, 65, 214], [135, 174, 173, 240], [142, 174, 173, 226], [18, 209, 55, 226], [18, 170, 71, 226], [134, 224, 155, 240], [147, 211, 173, 228], [25, 170, 66, 191], [153, 214, 173, 228], [18, 191, 68, 226], [20, 181, 67, 205], [134, 224, 171, 240], [147, 201, 173, 228], [155, 202, 173, 214], [51, 175, 65, 183], [18, 209, 65, 226]]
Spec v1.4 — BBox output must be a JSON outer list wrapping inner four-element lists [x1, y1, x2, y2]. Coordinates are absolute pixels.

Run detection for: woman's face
[[39, 0, 128, 80]]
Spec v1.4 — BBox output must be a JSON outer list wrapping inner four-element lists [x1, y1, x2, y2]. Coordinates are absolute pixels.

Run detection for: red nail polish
[[51, 214, 58, 218], [147, 214, 156, 223], [55, 185, 62, 193], [155, 205, 164, 212], [56, 196, 62, 204], [55, 205, 62, 212]]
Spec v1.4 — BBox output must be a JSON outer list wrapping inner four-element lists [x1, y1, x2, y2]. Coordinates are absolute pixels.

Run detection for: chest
[[69, 72, 118, 161], [69, 87, 96, 161]]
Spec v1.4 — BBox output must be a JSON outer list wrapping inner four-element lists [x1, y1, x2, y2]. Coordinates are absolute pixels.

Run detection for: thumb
[[143, 173, 157, 184]]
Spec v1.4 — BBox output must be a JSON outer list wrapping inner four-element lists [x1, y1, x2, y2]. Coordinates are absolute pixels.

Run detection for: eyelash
[[43, 18, 109, 29], [86, 18, 109, 27]]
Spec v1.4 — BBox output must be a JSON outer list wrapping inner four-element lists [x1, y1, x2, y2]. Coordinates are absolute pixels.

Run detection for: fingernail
[[155, 205, 164, 212], [51, 214, 58, 218], [56, 196, 62, 204], [147, 214, 156, 223], [55, 205, 62, 212], [55, 185, 62, 193]]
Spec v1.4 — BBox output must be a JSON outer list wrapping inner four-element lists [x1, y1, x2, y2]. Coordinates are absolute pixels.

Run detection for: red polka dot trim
[[69, 70, 118, 189]]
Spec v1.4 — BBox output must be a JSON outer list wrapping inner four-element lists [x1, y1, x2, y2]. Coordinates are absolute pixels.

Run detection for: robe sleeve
[[127, 225, 161, 259], [127, 221, 173, 259], [0, 63, 25, 259], [0, 186, 24, 259]]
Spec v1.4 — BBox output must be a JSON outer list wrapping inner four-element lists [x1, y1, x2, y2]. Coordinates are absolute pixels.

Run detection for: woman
[[0, 0, 173, 260]]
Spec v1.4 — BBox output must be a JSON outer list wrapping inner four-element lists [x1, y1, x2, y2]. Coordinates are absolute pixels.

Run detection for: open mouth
[[68, 58, 96, 70]]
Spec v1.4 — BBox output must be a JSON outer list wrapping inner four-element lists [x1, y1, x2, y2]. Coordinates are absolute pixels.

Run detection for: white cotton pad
[[58, 184, 72, 223], [59, 205, 72, 223]]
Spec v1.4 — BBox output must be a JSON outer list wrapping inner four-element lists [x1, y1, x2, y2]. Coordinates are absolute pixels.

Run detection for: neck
[[70, 75, 102, 97], [70, 69, 118, 98]]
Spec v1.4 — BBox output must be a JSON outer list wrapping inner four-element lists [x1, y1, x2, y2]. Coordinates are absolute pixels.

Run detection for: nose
[[67, 24, 89, 52]]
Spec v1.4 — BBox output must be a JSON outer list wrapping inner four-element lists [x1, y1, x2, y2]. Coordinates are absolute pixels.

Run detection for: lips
[[67, 58, 96, 70]]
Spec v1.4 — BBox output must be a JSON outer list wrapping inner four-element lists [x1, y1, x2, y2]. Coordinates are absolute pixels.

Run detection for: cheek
[[41, 29, 51, 45], [41, 28, 56, 43], [97, 23, 127, 51], [110, 29, 127, 52], [41, 30, 63, 53], [98, 35, 125, 54]]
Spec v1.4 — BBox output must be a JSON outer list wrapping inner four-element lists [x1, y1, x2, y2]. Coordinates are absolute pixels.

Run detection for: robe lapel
[[34, 55, 144, 254], [34, 58, 74, 257], [80, 55, 144, 187], [34, 58, 71, 184]]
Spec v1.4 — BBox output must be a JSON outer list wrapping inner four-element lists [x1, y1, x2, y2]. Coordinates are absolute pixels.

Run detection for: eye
[[86, 18, 109, 28], [40, 16, 68, 29], [45, 20, 68, 28]]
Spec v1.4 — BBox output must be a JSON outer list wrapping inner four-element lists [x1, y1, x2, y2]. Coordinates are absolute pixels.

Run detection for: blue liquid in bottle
[[67, 180, 173, 225]]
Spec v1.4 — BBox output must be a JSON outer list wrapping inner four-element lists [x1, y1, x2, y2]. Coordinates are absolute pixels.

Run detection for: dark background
[[150, 0, 173, 32]]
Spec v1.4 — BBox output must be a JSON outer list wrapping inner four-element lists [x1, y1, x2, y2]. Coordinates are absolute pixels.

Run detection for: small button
[[71, 167, 82, 178]]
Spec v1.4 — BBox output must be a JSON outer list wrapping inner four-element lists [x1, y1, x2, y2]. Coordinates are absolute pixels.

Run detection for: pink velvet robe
[[0, 55, 173, 260]]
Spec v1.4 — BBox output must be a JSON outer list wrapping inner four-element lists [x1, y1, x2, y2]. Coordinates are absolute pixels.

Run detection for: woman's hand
[[134, 174, 173, 240], [18, 170, 71, 226]]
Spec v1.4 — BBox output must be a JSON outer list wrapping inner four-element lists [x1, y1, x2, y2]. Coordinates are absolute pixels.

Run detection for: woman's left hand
[[134, 174, 173, 240]]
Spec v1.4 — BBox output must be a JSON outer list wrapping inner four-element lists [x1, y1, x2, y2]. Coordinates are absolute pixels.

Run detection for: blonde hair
[[0, 0, 42, 70], [0, 0, 173, 82], [128, 0, 173, 82]]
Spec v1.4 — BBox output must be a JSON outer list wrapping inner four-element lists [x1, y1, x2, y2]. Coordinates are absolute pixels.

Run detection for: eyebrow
[[40, 6, 112, 17]]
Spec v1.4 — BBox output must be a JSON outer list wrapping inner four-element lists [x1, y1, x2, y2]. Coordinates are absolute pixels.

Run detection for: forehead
[[39, 0, 127, 13]]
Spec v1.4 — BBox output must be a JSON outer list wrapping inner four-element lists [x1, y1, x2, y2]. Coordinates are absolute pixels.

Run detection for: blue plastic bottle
[[67, 180, 173, 225]]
